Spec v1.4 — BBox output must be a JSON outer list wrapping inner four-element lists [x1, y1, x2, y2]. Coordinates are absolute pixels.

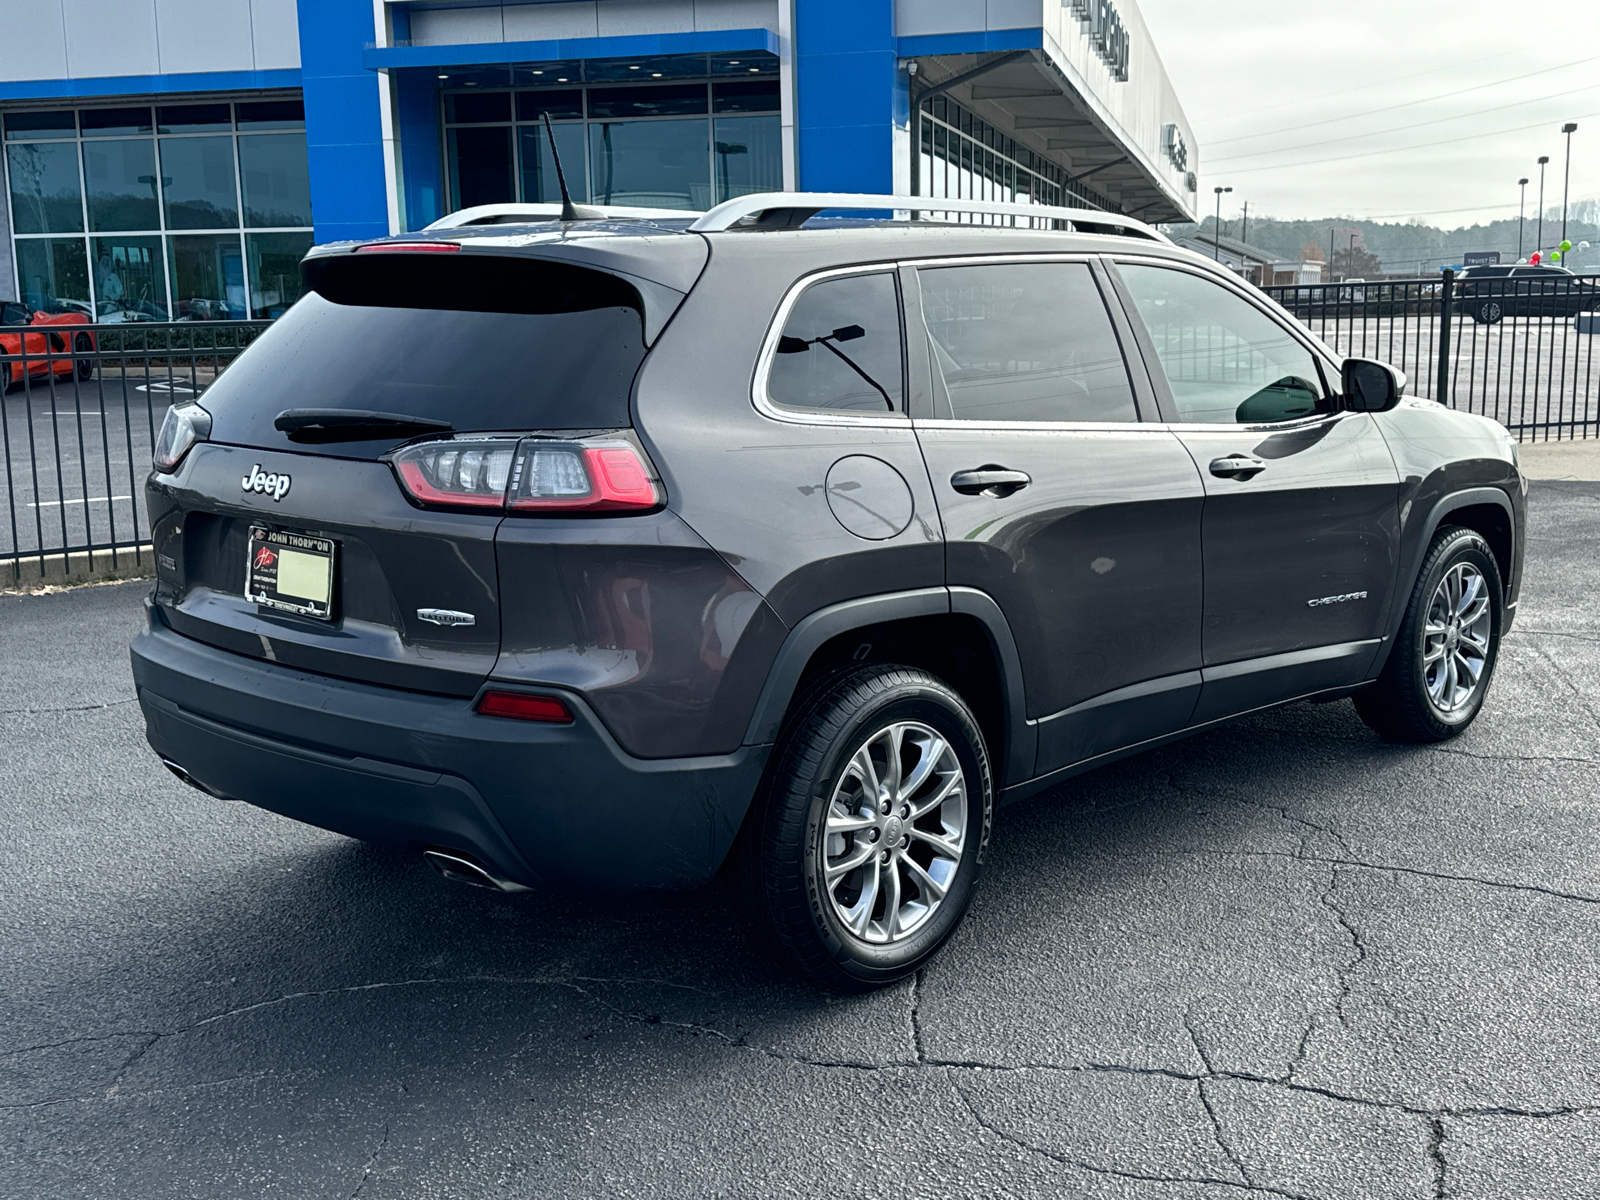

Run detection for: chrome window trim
[[751, 262, 912, 429]]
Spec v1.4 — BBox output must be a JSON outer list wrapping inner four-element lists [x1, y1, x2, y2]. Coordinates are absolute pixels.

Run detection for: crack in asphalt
[[349, 1120, 390, 1199], [949, 1080, 1321, 1200], [1429, 746, 1600, 767], [0, 697, 137, 717], [1320, 868, 1368, 1027], [909, 968, 927, 1065], [1427, 1117, 1448, 1200]]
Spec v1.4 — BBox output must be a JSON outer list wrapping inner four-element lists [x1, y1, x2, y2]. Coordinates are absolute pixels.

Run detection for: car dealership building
[[0, 0, 1198, 321]]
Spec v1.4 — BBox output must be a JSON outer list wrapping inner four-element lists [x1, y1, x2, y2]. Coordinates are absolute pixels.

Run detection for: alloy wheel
[[820, 720, 968, 945], [1423, 561, 1492, 714]]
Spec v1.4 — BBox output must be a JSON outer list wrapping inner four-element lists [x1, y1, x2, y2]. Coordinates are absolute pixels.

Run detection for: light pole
[[1518, 177, 1529, 260], [1348, 232, 1359, 278], [1537, 155, 1549, 255], [1213, 185, 1231, 262], [1561, 122, 1578, 244]]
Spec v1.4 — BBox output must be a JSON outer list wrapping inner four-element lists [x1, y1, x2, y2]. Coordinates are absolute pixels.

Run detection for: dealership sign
[[1163, 124, 1188, 171], [1069, 0, 1131, 82], [1462, 251, 1502, 267]]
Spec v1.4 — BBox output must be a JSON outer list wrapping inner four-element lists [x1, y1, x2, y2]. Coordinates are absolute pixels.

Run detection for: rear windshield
[[199, 253, 647, 458]]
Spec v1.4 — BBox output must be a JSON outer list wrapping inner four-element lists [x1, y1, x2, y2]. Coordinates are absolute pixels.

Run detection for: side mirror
[[1341, 358, 1404, 413]]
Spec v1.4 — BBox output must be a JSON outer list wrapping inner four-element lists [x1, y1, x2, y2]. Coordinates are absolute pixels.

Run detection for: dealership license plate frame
[[246, 526, 338, 620]]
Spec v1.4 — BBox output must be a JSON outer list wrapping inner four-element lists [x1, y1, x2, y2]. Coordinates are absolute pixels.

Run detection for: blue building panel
[[297, 0, 390, 244], [0, 69, 301, 102], [793, 0, 901, 194], [364, 29, 781, 71]]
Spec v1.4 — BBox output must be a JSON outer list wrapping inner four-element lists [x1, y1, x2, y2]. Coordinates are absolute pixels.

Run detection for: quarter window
[[1118, 264, 1331, 424], [917, 262, 1138, 422], [767, 273, 904, 414]]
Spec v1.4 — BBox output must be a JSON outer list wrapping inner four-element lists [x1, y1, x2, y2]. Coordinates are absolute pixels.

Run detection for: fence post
[[1436, 268, 1454, 406]]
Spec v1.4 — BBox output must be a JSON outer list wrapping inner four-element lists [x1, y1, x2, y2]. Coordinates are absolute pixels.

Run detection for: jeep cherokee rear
[[132, 192, 1525, 991]]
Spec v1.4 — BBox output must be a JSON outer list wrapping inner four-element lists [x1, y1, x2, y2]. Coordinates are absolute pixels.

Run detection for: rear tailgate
[[147, 242, 687, 697]]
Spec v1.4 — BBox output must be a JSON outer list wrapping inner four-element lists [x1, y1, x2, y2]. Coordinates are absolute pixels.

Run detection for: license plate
[[246, 526, 336, 620]]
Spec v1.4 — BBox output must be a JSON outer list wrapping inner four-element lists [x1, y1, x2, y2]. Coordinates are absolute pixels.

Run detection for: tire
[[1476, 300, 1503, 325], [1, 362, 10, 393], [74, 333, 93, 381], [1354, 526, 1503, 742], [742, 664, 993, 992]]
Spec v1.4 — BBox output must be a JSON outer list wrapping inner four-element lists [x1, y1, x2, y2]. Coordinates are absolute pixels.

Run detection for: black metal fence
[[1262, 272, 1600, 439], [1, 321, 268, 584]]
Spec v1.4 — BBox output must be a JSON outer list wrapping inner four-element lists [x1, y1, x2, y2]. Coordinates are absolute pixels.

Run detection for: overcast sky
[[1138, 0, 1600, 231]]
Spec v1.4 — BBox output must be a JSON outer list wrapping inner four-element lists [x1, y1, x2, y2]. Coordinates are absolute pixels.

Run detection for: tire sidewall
[[793, 680, 992, 986], [1407, 532, 1503, 731]]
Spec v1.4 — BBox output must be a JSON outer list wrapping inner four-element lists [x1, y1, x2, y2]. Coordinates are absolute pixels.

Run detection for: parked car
[[1455, 264, 1600, 323], [131, 193, 1525, 990], [0, 302, 95, 391]]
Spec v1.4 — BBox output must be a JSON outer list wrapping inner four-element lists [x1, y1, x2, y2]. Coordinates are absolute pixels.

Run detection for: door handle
[[950, 466, 1032, 497], [1208, 454, 1267, 480]]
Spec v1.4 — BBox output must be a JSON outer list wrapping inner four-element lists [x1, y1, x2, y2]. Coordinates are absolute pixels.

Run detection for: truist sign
[[1069, 0, 1131, 82]]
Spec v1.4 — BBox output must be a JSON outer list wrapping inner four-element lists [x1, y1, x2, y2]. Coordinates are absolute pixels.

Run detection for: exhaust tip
[[161, 758, 232, 800], [422, 847, 529, 893]]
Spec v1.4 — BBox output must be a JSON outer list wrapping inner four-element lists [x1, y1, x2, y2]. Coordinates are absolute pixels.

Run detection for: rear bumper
[[131, 608, 769, 890]]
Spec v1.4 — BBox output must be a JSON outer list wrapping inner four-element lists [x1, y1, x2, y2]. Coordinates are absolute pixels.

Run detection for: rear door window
[[766, 271, 904, 414], [916, 261, 1138, 422]]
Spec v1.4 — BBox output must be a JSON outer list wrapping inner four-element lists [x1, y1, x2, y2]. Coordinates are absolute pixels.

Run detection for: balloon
[[1581, 242, 1592, 251], [1518, 257, 1529, 264], [1551, 251, 1562, 262], [1560, 240, 1572, 252], [1531, 252, 1541, 263]]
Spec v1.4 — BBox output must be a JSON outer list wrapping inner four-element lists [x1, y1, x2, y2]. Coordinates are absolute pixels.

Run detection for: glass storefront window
[[15, 238, 91, 313], [92, 236, 168, 321], [246, 232, 313, 318], [168, 234, 247, 320], [238, 133, 313, 228], [589, 119, 710, 209], [447, 126, 514, 209], [518, 123, 586, 203], [7, 142, 84, 233], [440, 62, 781, 216], [713, 115, 781, 202], [160, 135, 240, 230], [83, 138, 160, 231], [5, 97, 311, 322]]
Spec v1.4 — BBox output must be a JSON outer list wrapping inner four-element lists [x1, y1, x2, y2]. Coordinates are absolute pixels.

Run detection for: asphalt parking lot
[[3, 481, 1598, 1200]]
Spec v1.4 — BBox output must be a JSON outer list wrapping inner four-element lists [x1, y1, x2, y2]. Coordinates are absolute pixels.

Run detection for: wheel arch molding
[[1372, 486, 1518, 677], [741, 587, 1035, 787]]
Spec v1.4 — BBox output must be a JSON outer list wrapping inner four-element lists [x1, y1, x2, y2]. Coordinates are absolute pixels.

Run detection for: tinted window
[[160, 135, 240, 229], [768, 273, 904, 414], [200, 256, 648, 459], [1119, 264, 1330, 425], [918, 262, 1137, 422], [588, 85, 707, 118]]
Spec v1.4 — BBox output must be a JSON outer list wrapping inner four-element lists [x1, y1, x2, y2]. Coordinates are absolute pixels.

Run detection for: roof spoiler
[[685, 192, 1169, 241]]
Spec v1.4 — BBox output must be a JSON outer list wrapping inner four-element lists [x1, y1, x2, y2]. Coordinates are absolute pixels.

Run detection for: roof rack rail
[[686, 192, 1169, 241], [425, 202, 703, 229]]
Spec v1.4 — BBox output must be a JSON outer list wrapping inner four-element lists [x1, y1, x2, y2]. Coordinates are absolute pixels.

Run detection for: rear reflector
[[476, 691, 574, 723], [356, 241, 460, 253]]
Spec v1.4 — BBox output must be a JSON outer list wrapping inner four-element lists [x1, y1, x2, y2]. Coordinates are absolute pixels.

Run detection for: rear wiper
[[274, 408, 453, 443]]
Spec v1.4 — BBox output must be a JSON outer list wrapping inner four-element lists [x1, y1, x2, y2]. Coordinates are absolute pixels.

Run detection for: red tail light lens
[[388, 433, 661, 515], [476, 690, 574, 722], [507, 441, 660, 512], [392, 438, 518, 509]]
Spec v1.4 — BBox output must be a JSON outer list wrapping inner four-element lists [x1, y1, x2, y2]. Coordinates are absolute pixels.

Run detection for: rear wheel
[[1475, 300, 1503, 324], [1354, 526, 1502, 742], [1, 361, 10, 393], [74, 333, 93, 381], [743, 664, 993, 991]]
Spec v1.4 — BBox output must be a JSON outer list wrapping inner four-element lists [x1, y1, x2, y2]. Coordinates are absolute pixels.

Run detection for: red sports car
[[0, 303, 95, 391]]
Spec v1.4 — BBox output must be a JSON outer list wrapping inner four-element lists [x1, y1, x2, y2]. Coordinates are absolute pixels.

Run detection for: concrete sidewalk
[[1517, 436, 1600, 481]]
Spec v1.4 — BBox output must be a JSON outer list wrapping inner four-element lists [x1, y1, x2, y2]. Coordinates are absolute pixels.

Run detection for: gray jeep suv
[[132, 192, 1525, 991]]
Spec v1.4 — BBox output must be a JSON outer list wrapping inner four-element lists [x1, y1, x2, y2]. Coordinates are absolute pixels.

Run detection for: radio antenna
[[542, 111, 579, 222]]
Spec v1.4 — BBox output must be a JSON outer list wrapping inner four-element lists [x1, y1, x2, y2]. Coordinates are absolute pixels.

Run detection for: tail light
[[387, 431, 662, 515], [152, 402, 212, 472]]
